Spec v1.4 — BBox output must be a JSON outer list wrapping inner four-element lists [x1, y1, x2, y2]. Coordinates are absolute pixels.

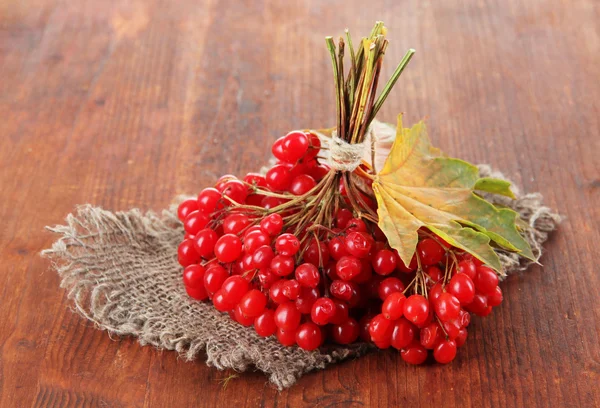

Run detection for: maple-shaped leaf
[[372, 116, 535, 273]]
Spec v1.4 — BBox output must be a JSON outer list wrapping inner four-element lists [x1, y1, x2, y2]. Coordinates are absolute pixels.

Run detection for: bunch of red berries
[[175, 130, 504, 363]]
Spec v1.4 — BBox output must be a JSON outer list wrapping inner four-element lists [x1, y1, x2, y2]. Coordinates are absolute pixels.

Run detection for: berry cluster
[[176, 130, 503, 362]]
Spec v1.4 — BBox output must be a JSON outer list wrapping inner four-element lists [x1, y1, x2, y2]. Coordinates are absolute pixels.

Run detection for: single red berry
[[304, 132, 321, 161], [335, 208, 353, 229], [401, 340, 428, 365], [239, 289, 267, 317], [329, 299, 349, 325], [447, 273, 476, 305], [456, 260, 477, 280], [222, 213, 251, 235], [269, 279, 288, 304], [252, 245, 275, 269], [442, 319, 462, 340], [488, 286, 503, 307], [221, 179, 248, 204], [243, 229, 270, 255], [257, 268, 278, 289], [203, 264, 229, 295], [420, 322, 442, 349], [459, 308, 471, 327], [369, 313, 394, 343], [417, 238, 445, 266], [212, 289, 235, 312], [455, 328, 468, 348], [270, 255, 295, 276], [372, 249, 398, 275], [183, 264, 207, 289], [193, 228, 218, 258], [221, 275, 250, 304], [215, 174, 237, 192], [466, 293, 490, 316], [197, 187, 222, 214], [177, 199, 199, 221], [328, 236, 349, 260], [232, 304, 254, 326], [391, 318, 416, 350], [308, 163, 330, 181], [330, 280, 356, 302], [276, 327, 297, 346], [266, 164, 293, 191], [289, 174, 317, 195], [177, 239, 200, 267], [382, 292, 406, 320], [310, 297, 335, 325], [295, 286, 319, 314], [295, 263, 320, 288], [183, 211, 210, 235], [353, 259, 373, 284], [428, 283, 444, 303], [271, 136, 287, 161], [474, 266, 499, 295], [331, 318, 360, 345], [434, 292, 461, 322], [378, 277, 405, 301], [344, 231, 372, 259], [346, 218, 367, 232], [433, 340, 457, 364], [243, 172, 268, 188], [274, 302, 301, 330], [260, 196, 287, 210], [425, 265, 443, 283], [254, 309, 277, 337], [303, 240, 330, 267], [281, 131, 310, 163], [260, 213, 283, 236], [282, 279, 301, 300], [335, 256, 362, 281], [214, 234, 243, 263], [185, 285, 208, 301], [275, 233, 300, 256], [397, 254, 417, 273], [403, 295, 430, 326]]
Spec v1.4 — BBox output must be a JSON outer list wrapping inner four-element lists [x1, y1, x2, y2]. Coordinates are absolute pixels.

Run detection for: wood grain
[[0, 0, 598, 406]]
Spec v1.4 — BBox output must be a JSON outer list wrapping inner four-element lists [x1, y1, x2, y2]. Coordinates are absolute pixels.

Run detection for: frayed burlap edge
[[41, 166, 559, 390]]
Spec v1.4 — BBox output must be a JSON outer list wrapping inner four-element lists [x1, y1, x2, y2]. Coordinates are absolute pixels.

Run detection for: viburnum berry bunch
[[176, 22, 534, 364]]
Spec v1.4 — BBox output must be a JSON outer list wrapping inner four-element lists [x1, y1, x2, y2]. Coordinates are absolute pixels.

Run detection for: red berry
[[353, 259, 373, 284], [243, 230, 270, 255], [203, 264, 229, 295], [488, 286, 503, 307], [212, 289, 235, 312], [215, 174, 237, 192], [474, 266, 499, 295], [296, 322, 322, 350], [243, 172, 268, 188], [271, 136, 287, 161], [221, 179, 248, 204], [372, 249, 398, 275], [257, 268, 278, 289], [269, 279, 288, 304], [282, 279, 301, 300], [329, 299, 349, 325], [260, 196, 287, 210], [221, 275, 250, 304], [368, 314, 394, 343], [254, 309, 277, 337], [303, 240, 330, 267], [401, 341, 428, 365], [346, 218, 367, 232], [214, 234, 243, 263], [344, 232, 372, 258], [274, 302, 301, 330], [378, 277, 405, 301], [275, 233, 300, 256], [276, 328, 296, 346], [420, 322, 442, 349], [397, 254, 417, 273], [459, 309, 471, 327], [310, 297, 335, 325], [308, 163, 330, 181], [239, 289, 267, 317], [193, 228, 218, 258], [328, 236, 348, 260], [177, 199, 199, 221], [185, 285, 208, 301], [434, 292, 461, 322], [197, 187, 222, 214], [429, 283, 444, 303], [281, 131, 309, 163], [222, 213, 251, 235], [270, 255, 295, 276], [295, 263, 320, 288], [260, 213, 283, 236], [382, 292, 406, 320], [425, 265, 443, 283], [252, 245, 275, 269], [177, 239, 200, 267], [305, 132, 321, 160], [417, 238, 445, 266], [295, 286, 319, 314], [266, 164, 293, 191], [183, 264, 207, 289], [233, 304, 254, 326], [183, 211, 210, 235], [455, 328, 468, 348], [403, 295, 430, 326], [390, 318, 415, 349], [335, 256, 362, 281], [289, 174, 317, 195], [442, 319, 462, 340], [330, 280, 356, 302], [331, 318, 360, 345], [466, 293, 490, 316], [433, 340, 457, 364], [447, 273, 476, 305], [456, 260, 477, 280]]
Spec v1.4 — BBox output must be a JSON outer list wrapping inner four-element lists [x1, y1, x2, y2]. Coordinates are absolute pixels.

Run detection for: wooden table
[[1, 0, 598, 406]]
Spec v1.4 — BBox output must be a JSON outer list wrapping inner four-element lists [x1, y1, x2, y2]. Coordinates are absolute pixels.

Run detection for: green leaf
[[372, 115, 535, 272], [474, 177, 516, 198]]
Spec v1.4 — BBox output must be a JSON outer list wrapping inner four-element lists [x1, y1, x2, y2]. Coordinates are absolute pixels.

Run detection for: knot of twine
[[327, 127, 376, 172]]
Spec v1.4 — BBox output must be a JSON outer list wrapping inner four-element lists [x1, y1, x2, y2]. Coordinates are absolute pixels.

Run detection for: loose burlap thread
[[42, 161, 560, 389]]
